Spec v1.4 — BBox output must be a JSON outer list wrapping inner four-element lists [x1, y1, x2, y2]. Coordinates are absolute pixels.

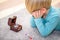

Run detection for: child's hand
[[32, 10, 44, 19]]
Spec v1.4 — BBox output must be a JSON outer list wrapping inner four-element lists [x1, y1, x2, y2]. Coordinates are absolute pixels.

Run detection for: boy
[[25, 0, 60, 37]]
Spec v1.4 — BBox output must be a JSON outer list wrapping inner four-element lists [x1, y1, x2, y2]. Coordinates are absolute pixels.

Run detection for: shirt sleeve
[[34, 16, 60, 37], [30, 16, 36, 28]]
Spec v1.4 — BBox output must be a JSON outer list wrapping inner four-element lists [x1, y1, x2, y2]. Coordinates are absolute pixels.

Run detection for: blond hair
[[25, 0, 52, 13]]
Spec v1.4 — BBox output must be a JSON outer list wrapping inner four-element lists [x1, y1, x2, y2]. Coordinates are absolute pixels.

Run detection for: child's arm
[[30, 16, 36, 28], [34, 16, 59, 37]]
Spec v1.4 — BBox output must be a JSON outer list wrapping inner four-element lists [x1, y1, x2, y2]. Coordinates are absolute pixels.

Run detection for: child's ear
[[40, 8, 47, 13]]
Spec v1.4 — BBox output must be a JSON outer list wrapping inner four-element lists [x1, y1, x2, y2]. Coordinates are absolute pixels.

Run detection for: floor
[[0, 4, 25, 19], [0, 8, 60, 40]]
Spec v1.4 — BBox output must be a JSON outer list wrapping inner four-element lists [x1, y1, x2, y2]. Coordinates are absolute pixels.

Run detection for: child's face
[[32, 8, 47, 18], [32, 8, 47, 16], [39, 8, 47, 15]]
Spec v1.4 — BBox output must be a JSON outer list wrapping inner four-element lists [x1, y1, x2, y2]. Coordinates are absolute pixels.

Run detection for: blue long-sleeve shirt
[[30, 7, 60, 37]]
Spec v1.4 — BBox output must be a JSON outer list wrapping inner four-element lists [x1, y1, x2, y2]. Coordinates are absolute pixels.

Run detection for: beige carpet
[[0, 8, 60, 40]]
